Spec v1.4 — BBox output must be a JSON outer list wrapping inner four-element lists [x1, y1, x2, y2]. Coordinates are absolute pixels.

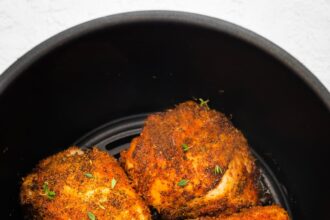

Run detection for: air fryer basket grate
[[74, 113, 292, 218]]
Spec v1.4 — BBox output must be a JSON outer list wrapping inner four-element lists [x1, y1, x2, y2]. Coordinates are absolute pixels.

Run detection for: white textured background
[[0, 0, 329, 90]]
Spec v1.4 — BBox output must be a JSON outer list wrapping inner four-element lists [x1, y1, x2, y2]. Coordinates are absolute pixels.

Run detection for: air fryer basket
[[74, 113, 292, 218], [0, 11, 329, 219]]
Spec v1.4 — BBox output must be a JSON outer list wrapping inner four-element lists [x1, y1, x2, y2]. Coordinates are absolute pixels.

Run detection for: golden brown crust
[[121, 101, 259, 219], [20, 147, 151, 220], [198, 205, 290, 220]]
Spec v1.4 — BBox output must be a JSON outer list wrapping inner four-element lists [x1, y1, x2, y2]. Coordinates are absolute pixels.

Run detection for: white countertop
[[0, 0, 329, 91]]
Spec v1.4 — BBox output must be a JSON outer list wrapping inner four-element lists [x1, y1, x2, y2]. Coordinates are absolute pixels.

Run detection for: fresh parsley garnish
[[178, 179, 189, 187], [42, 182, 56, 200], [111, 178, 117, 189], [198, 98, 209, 108], [214, 165, 223, 175], [182, 143, 190, 152], [84, 173, 94, 178], [87, 211, 96, 220]]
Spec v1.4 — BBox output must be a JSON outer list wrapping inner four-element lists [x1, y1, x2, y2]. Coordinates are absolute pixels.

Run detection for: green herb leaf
[[214, 165, 223, 175], [182, 143, 190, 152], [84, 173, 94, 178], [198, 98, 209, 108], [178, 179, 189, 187], [42, 182, 49, 192], [47, 191, 56, 199], [98, 203, 105, 210], [42, 182, 56, 200], [111, 178, 117, 189], [87, 211, 96, 220]]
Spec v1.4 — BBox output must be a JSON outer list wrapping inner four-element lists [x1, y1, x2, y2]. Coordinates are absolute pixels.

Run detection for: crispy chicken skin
[[121, 101, 259, 219], [198, 205, 290, 220], [20, 147, 151, 220]]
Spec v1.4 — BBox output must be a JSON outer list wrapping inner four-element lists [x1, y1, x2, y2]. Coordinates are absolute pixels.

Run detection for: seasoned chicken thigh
[[21, 147, 150, 220], [121, 101, 259, 219]]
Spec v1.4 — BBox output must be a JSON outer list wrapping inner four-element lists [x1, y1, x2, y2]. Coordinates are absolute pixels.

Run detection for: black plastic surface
[[0, 11, 329, 219]]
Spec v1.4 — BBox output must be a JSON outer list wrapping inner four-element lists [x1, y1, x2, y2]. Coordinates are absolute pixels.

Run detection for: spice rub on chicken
[[20, 147, 151, 220], [198, 205, 290, 220], [121, 101, 259, 219]]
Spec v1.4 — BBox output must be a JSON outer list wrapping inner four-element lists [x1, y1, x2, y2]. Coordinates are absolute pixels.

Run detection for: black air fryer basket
[[0, 11, 329, 220]]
